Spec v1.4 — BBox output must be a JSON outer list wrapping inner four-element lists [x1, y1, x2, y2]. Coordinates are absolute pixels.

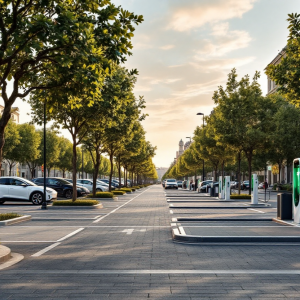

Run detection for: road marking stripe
[[248, 208, 265, 214], [1, 241, 57, 243], [169, 210, 173, 214], [178, 226, 186, 235], [31, 242, 61, 257], [57, 228, 85, 242], [9, 269, 300, 274], [93, 188, 150, 223]]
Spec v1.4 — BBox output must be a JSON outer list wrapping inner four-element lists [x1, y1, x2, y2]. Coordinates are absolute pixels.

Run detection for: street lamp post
[[41, 100, 47, 210], [186, 136, 197, 191], [82, 147, 84, 179], [197, 112, 205, 182]]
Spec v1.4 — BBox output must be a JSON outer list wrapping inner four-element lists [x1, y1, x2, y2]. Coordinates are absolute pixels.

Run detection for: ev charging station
[[224, 176, 230, 201], [251, 174, 258, 205], [293, 158, 300, 224], [219, 176, 224, 199]]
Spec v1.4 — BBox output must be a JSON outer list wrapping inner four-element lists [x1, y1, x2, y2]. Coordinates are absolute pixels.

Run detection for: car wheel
[[31, 192, 43, 205], [0, 200, 5, 204], [64, 189, 73, 199], [96, 188, 103, 192]]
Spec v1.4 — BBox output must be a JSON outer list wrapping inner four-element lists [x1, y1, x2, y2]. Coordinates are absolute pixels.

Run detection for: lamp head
[[197, 112, 204, 115]]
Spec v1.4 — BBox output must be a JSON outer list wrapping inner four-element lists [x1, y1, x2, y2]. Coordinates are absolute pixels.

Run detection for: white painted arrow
[[121, 229, 147, 235]]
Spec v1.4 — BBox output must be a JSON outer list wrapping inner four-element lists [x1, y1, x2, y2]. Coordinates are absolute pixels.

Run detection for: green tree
[[3, 120, 20, 175], [265, 13, 300, 106], [56, 137, 73, 178], [0, 0, 143, 172], [213, 69, 269, 194], [37, 129, 60, 176]]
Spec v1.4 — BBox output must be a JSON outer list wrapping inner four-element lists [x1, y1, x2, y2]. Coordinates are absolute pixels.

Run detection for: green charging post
[[293, 159, 300, 223]]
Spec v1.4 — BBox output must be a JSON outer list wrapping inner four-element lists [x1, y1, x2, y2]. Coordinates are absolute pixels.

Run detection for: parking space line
[[170, 210, 173, 214], [93, 188, 150, 223], [178, 226, 186, 235], [1, 241, 57, 243], [248, 208, 265, 214], [57, 228, 85, 242], [31, 242, 61, 257]]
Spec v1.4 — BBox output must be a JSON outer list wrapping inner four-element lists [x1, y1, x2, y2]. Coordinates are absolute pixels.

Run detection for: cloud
[[168, 0, 257, 31], [160, 45, 175, 50], [196, 23, 252, 57]]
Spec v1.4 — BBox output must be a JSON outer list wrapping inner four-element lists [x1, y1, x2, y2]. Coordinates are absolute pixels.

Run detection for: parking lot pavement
[[2, 186, 300, 299]]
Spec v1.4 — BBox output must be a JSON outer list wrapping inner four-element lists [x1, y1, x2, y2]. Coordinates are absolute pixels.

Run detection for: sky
[[5, 0, 299, 168]]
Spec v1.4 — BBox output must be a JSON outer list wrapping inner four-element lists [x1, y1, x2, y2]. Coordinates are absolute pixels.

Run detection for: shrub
[[230, 194, 251, 199], [133, 186, 140, 189], [52, 200, 99, 206], [120, 188, 133, 193], [0, 213, 21, 221], [87, 192, 114, 198], [113, 191, 126, 195], [273, 183, 277, 190]]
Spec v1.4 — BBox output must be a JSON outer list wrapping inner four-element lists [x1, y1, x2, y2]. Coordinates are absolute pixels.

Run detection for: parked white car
[[0, 176, 57, 205], [164, 179, 178, 189], [77, 179, 109, 192]]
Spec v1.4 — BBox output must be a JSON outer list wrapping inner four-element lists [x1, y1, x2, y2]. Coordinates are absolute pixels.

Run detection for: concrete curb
[[169, 205, 257, 209], [172, 228, 300, 243], [0, 246, 11, 263], [0, 215, 31, 226], [0, 252, 24, 271], [113, 197, 118, 201], [48, 203, 103, 209], [172, 217, 272, 222]]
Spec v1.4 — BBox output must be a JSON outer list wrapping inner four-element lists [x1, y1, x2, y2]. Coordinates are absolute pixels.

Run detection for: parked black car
[[241, 180, 250, 190], [31, 177, 89, 199]]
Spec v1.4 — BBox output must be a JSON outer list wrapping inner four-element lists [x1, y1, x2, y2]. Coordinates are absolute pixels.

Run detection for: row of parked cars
[[0, 176, 127, 205]]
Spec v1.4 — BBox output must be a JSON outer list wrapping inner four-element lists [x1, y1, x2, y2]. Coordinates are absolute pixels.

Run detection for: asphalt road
[[1, 186, 300, 299]]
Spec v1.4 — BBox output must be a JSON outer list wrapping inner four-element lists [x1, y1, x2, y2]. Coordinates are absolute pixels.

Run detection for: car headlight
[[46, 189, 53, 193], [77, 188, 83, 191]]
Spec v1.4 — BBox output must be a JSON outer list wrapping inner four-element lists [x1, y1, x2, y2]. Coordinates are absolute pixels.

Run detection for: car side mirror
[[21, 183, 27, 187]]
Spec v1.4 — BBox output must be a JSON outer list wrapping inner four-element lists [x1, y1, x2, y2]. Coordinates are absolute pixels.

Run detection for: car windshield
[[20, 178, 36, 186], [167, 179, 176, 182], [56, 179, 72, 185]]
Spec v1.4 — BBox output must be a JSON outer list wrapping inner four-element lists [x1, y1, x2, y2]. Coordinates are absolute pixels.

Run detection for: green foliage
[[112, 191, 126, 195], [230, 194, 251, 199], [87, 192, 114, 198], [120, 188, 133, 193], [52, 200, 99, 206], [0, 213, 22, 221]]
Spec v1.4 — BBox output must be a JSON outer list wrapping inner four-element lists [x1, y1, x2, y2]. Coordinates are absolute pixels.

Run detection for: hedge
[[87, 192, 114, 198], [113, 191, 126, 196], [52, 200, 99, 206], [120, 188, 133, 193], [0, 213, 21, 221], [230, 194, 251, 199]]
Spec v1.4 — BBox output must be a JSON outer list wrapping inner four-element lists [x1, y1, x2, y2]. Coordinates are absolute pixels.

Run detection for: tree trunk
[[247, 152, 252, 195], [93, 151, 101, 197], [118, 161, 121, 189], [72, 137, 77, 202], [62, 170, 65, 178], [125, 168, 127, 187], [278, 162, 282, 184], [0, 104, 12, 175], [238, 151, 241, 195], [109, 152, 114, 192], [9, 163, 12, 176]]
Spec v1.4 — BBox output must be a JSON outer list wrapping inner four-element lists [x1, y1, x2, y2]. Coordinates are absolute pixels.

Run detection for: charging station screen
[[293, 160, 300, 207]]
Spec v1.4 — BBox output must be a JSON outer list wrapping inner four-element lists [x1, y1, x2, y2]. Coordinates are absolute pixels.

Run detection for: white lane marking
[[7, 225, 171, 228], [122, 229, 134, 235], [178, 226, 186, 235], [93, 188, 150, 223], [31, 242, 61, 257], [57, 228, 84, 242], [178, 226, 291, 228], [170, 210, 173, 214], [248, 208, 265, 214], [9, 269, 300, 275], [171, 223, 177, 226], [32, 217, 96, 220], [1, 241, 57, 243], [121, 229, 147, 235]]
